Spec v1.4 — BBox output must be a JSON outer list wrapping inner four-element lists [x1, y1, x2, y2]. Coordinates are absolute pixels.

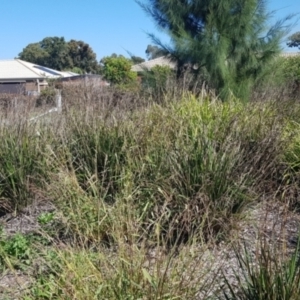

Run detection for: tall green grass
[[0, 121, 52, 213], [1, 90, 300, 298], [0, 94, 291, 243]]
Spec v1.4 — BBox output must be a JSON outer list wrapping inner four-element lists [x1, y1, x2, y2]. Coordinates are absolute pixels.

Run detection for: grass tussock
[[0, 85, 300, 298], [26, 242, 210, 300], [220, 240, 300, 300]]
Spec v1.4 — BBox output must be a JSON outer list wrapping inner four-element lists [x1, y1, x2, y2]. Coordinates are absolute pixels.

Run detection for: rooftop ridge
[[16, 59, 43, 77]]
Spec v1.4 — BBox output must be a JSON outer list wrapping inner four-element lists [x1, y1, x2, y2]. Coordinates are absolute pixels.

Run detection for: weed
[[0, 233, 32, 270], [38, 212, 55, 225]]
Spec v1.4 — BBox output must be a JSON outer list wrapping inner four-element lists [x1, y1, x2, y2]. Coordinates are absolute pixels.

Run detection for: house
[[132, 53, 300, 73], [0, 59, 78, 95], [131, 56, 176, 72], [281, 52, 300, 58]]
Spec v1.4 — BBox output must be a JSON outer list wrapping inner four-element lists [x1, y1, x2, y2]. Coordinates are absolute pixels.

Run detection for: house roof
[[0, 59, 78, 81], [281, 52, 300, 58], [131, 52, 300, 73], [131, 56, 176, 72]]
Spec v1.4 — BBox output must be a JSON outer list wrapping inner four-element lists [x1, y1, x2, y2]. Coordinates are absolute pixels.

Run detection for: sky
[[0, 0, 299, 61]]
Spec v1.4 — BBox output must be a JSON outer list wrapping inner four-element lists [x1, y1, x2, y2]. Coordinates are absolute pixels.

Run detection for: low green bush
[[0, 233, 32, 271]]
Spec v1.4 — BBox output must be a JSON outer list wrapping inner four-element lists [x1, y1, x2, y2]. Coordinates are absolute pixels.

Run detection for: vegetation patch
[[0, 85, 300, 298]]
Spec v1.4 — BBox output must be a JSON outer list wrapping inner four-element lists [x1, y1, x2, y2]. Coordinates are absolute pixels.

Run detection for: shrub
[[100, 55, 138, 88], [36, 87, 56, 107]]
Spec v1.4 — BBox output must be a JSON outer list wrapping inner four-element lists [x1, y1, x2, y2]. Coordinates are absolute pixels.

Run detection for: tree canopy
[[67, 39, 99, 73], [145, 44, 164, 60], [138, 0, 293, 100], [18, 37, 99, 73], [100, 55, 137, 86], [131, 55, 146, 64], [287, 31, 300, 50]]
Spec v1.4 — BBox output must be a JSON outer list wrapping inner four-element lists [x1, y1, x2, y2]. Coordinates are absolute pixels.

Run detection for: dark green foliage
[[145, 44, 164, 60], [18, 37, 99, 73], [17, 43, 49, 67], [131, 55, 145, 64], [19, 37, 72, 71], [138, 0, 293, 101], [287, 31, 300, 50], [67, 39, 99, 73]]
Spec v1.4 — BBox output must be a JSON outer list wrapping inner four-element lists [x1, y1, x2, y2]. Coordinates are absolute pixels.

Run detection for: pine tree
[[137, 0, 293, 101]]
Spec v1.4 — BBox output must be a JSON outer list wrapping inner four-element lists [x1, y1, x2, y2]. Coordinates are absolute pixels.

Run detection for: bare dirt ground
[[196, 201, 300, 298], [0, 200, 55, 299]]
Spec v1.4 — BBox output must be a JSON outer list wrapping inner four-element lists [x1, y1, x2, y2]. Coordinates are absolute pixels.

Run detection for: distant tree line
[[18, 36, 155, 73], [18, 37, 100, 74], [18, 37, 166, 86]]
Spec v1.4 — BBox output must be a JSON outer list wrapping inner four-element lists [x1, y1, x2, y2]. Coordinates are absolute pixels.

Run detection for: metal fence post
[[56, 89, 62, 113]]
